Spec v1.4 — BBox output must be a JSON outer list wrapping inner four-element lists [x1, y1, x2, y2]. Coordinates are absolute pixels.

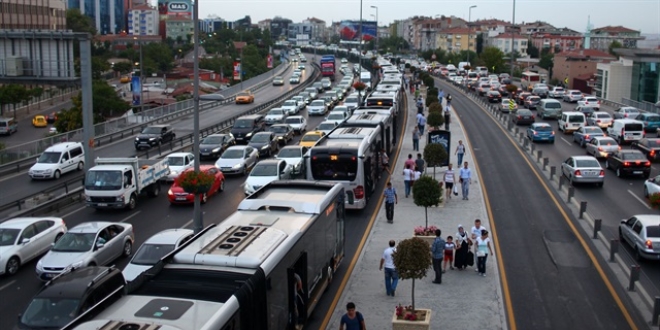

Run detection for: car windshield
[[251, 164, 278, 176], [311, 100, 325, 106], [575, 159, 600, 167], [269, 109, 284, 115], [250, 134, 270, 143], [52, 233, 96, 252], [645, 140, 660, 147], [270, 126, 289, 133], [201, 136, 224, 144], [328, 114, 344, 120], [645, 115, 660, 121], [167, 157, 185, 166], [346, 97, 358, 103], [85, 170, 123, 191], [274, 76, 283, 80], [622, 153, 646, 160], [21, 298, 81, 328], [285, 118, 301, 124], [237, 92, 250, 97], [584, 128, 602, 134], [555, 87, 564, 91], [302, 134, 322, 142], [647, 226, 660, 238], [233, 119, 253, 129], [278, 148, 302, 158], [131, 243, 176, 265], [534, 126, 552, 132], [222, 149, 244, 159], [37, 152, 61, 164], [141, 127, 162, 134], [0, 228, 19, 246], [569, 116, 584, 123], [596, 113, 611, 118], [319, 123, 336, 130], [283, 101, 296, 107]]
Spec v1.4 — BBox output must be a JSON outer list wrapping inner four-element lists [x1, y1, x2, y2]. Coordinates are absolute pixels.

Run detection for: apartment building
[[489, 33, 528, 56], [436, 27, 475, 53], [128, 5, 158, 36], [552, 49, 615, 89], [0, 0, 67, 30], [590, 26, 644, 50]]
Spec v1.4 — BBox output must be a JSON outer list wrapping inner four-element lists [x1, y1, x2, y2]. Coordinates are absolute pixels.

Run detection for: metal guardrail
[[0, 64, 321, 221], [0, 62, 291, 178]]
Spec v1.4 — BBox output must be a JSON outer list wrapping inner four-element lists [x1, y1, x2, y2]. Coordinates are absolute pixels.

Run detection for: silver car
[[585, 136, 620, 159], [214, 145, 259, 176], [560, 155, 605, 187], [0, 217, 67, 276], [308, 100, 328, 116], [619, 215, 660, 261], [548, 87, 565, 98], [123, 228, 194, 281], [36, 222, 134, 281], [587, 112, 613, 129]]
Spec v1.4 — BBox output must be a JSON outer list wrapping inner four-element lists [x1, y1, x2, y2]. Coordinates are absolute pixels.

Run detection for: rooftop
[[439, 27, 471, 34], [556, 49, 616, 59], [614, 48, 660, 61], [493, 33, 527, 39], [592, 25, 640, 34]]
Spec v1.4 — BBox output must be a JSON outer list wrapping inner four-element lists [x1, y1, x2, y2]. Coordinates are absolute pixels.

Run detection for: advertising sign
[[427, 130, 451, 167], [157, 0, 192, 17], [131, 76, 141, 106], [267, 54, 273, 69], [339, 20, 377, 41], [233, 61, 241, 80]]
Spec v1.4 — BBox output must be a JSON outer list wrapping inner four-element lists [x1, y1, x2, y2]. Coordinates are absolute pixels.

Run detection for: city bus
[[343, 111, 396, 154], [62, 181, 346, 330], [305, 126, 382, 210]]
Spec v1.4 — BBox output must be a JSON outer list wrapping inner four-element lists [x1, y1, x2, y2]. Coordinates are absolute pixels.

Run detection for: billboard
[[267, 54, 273, 69], [427, 130, 451, 167], [339, 20, 377, 41], [158, 0, 192, 17], [131, 76, 141, 106], [233, 61, 241, 80]]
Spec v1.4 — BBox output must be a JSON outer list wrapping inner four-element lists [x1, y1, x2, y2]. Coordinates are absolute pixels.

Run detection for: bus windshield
[[310, 158, 358, 181]]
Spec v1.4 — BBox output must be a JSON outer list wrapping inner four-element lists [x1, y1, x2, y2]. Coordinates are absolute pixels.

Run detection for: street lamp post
[[468, 5, 477, 65], [370, 5, 378, 53], [134, 36, 144, 111], [192, 0, 203, 233], [510, 0, 516, 77], [358, 0, 363, 82]]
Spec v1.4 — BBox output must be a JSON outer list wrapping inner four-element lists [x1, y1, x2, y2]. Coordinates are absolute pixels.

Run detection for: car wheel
[[596, 181, 604, 188], [616, 168, 622, 177], [122, 241, 133, 258], [88, 262, 96, 267], [127, 194, 137, 210], [53, 170, 61, 180], [55, 232, 64, 243], [6, 257, 20, 276], [242, 165, 247, 176], [219, 180, 225, 192], [77, 162, 84, 171], [580, 140, 586, 148], [644, 186, 649, 197]]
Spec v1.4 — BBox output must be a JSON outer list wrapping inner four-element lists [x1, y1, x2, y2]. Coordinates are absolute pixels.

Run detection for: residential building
[[471, 19, 510, 37], [595, 58, 633, 102], [303, 17, 326, 41], [414, 16, 466, 51], [436, 28, 475, 53], [489, 33, 528, 56], [270, 17, 292, 40], [530, 28, 583, 54], [200, 17, 229, 34], [0, 0, 67, 30], [518, 21, 555, 36], [257, 19, 271, 31], [165, 16, 193, 41], [128, 5, 158, 36], [67, 0, 129, 35], [552, 49, 616, 89], [590, 26, 644, 50]]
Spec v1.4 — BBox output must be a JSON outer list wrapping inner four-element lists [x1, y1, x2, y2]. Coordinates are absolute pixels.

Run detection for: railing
[[0, 62, 291, 177], [0, 63, 321, 220]]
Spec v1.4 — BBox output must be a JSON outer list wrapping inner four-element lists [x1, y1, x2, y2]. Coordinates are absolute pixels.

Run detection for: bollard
[[652, 296, 660, 326], [515, 127, 519, 135], [543, 157, 549, 170], [550, 166, 556, 180], [628, 264, 641, 291], [593, 219, 602, 238], [580, 201, 588, 219], [531, 144, 536, 154], [609, 239, 619, 262], [537, 150, 543, 162], [523, 138, 529, 149], [568, 186, 574, 202], [559, 175, 564, 189]]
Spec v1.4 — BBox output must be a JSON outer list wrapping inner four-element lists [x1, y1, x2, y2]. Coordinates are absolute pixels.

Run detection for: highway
[[1, 100, 73, 148], [439, 78, 648, 329], [0, 56, 389, 330]]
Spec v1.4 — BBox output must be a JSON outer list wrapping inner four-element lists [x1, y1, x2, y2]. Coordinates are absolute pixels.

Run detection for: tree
[[428, 102, 443, 113], [608, 40, 623, 57], [392, 237, 432, 312], [539, 52, 554, 70], [112, 61, 133, 74], [0, 85, 29, 116], [66, 9, 96, 35], [427, 111, 444, 130], [423, 143, 448, 179], [480, 47, 505, 74], [55, 81, 128, 133], [91, 57, 111, 79], [412, 175, 442, 229], [527, 40, 539, 58]]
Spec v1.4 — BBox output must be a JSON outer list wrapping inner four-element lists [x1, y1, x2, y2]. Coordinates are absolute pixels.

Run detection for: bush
[[428, 102, 443, 113], [423, 143, 448, 168], [425, 95, 439, 107], [423, 76, 435, 89], [650, 193, 660, 209], [427, 111, 444, 129], [392, 237, 432, 311], [427, 87, 438, 98]]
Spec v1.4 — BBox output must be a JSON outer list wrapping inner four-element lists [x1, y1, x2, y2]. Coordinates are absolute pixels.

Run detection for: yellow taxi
[[32, 115, 48, 128], [235, 90, 255, 104], [299, 131, 325, 148]]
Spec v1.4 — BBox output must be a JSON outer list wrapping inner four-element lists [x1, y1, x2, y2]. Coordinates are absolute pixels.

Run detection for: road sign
[[564, 77, 569, 84], [509, 99, 515, 111]]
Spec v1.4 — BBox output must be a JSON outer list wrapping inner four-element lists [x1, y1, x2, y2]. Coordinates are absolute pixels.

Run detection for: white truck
[[84, 157, 169, 210]]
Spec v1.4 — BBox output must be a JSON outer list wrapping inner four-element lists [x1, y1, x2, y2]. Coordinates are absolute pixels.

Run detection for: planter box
[[414, 234, 436, 246], [392, 308, 432, 330]]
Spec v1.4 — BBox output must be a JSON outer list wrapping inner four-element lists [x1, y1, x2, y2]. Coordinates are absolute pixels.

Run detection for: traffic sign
[[509, 99, 515, 111], [564, 77, 569, 84]]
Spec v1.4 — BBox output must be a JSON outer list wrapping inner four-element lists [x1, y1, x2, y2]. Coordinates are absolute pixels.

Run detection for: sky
[[191, 0, 660, 34]]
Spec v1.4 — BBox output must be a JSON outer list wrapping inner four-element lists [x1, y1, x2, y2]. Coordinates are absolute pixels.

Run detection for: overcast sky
[[195, 0, 660, 34]]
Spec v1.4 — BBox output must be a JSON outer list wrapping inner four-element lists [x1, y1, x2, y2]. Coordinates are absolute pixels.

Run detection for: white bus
[[344, 111, 396, 154], [63, 181, 346, 330], [306, 126, 382, 210]]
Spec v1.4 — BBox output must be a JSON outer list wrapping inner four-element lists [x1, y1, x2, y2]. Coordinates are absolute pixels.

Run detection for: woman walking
[[454, 225, 470, 270], [475, 229, 494, 276], [403, 164, 413, 198], [455, 140, 466, 166], [412, 126, 420, 152]]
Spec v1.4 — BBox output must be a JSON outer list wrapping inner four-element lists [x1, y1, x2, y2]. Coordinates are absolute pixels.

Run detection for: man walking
[[379, 240, 398, 296], [459, 162, 472, 200], [415, 153, 425, 174], [383, 182, 397, 223], [443, 163, 455, 200], [417, 112, 427, 135], [430, 229, 445, 284], [471, 219, 487, 272], [412, 126, 420, 152]]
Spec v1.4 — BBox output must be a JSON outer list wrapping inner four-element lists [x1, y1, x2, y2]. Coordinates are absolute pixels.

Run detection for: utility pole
[[358, 0, 363, 82], [468, 5, 477, 65], [192, 0, 203, 233], [510, 0, 516, 77], [370, 6, 378, 53]]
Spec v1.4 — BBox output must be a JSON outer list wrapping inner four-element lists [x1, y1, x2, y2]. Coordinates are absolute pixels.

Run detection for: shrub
[[650, 193, 660, 209], [427, 111, 444, 129], [425, 95, 439, 107], [412, 175, 443, 229], [392, 237, 432, 311], [428, 102, 443, 113], [423, 143, 448, 168]]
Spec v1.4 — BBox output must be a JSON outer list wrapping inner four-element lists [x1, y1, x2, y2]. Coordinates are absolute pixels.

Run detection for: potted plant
[[352, 81, 367, 92], [412, 176, 442, 230], [391, 237, 433, 329], [175, 170, 215, 195], [423, 142, 448, 179], [413, 225, 438, 245], [650, 192, 660, 209], [428, 102, 442, 114], [426, 111, 444, 131]]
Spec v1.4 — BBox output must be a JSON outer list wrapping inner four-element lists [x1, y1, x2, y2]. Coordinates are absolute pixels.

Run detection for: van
[[538, 99, 563, 119], [231, 114, 265, 143], [558, 112, 586, 133], [0, 117, 18, 135], [607, 119, 645, 144], [360, 71, 372, 90], [28, 142, 85, 180]]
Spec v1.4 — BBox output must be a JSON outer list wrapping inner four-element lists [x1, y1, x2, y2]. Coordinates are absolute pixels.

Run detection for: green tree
[[92, 57, 111, 79], [66, 9, 96, 35], [480, 47, 505, 74], [392, 237, 432, 312], [539, 52, 554, 70], [527, 40, 539, 58], [427, 111, 444, 130], [412, 175, 442, 229], [608, 40, 623, 57], [240, 44, 267, 80], [112, 61, 133, 74], [0, 85, 29, 116], [143, 43, 175, 73], [428, 102, 443, 113], [55, 81, 128, 133], [423, 143, 449, 179]]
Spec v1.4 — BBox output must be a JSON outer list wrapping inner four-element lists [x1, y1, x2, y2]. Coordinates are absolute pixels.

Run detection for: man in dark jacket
[[430, 229, 445, 284]]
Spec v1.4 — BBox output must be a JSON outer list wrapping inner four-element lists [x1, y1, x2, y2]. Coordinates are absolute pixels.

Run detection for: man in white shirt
[[379, 240, 398, 296], [459, 161, 472, 200], [470, 219, 487, 272]]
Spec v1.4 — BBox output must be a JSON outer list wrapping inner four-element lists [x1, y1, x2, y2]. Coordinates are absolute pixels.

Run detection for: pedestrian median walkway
[[325, 91, 508, 329]]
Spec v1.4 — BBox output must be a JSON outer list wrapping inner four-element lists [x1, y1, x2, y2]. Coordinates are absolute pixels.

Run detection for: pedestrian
[[383, 182, 397, 223], [443, 236, 456, 272], [340, 302, 366, 330], [443, 163, 455, 200], [380, 149, 390, 175], [438, 88, 445, 100], [475, 229, 494, 277], [379, 240, 398, 296], [443, 106, 451, 130], [412, 166, 421, 195], [430, 229, 445, 284], [459, 161, 472, 200], [455, 140, 466, 166], [446, 93, 452, 106], [412, 126, 420, 152], [471, 219, 487, 272], [403, 164, 414, 198], [417, 113, 427, 135], [405, 154, 416, 169], [415, 153, 425, 174], [454, 225, 471, 270]]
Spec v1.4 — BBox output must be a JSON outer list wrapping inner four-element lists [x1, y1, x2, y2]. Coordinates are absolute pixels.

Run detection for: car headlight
[[277, 136, 284, 140], [168, 189, 173, 195], [149, 137, 156, 141], [71, 261, 84, 269], [43, 169, 52, 174], [212, 147, 221, 153], [116, 195, 124, 202], [170, 171, 178, 176], [233, 163, 242, 168], [36, 259, 43, 270], [246, 132, 253, 137], [261, 145, 269, 150], [135, 137, 140, 141]]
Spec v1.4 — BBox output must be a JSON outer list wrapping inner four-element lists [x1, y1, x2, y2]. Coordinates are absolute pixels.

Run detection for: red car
[[168, 165, 225, 204]]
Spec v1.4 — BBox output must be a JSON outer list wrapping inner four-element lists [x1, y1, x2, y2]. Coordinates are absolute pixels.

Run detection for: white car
[[214, 145, 259, 176], [326, 112, 349, 124], [644, 174, 660, 198], [587, 112, 613, 128], [332, 105, 351, 117], [123, 228, 194, 281], [308, 100, 328, 116], [244, 159, 293, 195], [341, 58, 348, 64], [317, 121, 340, 135], [284, 116, 307, 134], [289, 74, 301, 84], [265, 108, 288, 125], [0, 217, 67, 276], [276, 145, 308, 176], [165, 152, 195, 182], [577, 96, 600, 110], [281, 100, 300, 115], [549, 87, 565, 98], [343, 94, 361, 111], [563, 90, 584, 103], [291, 96, 307, 109]]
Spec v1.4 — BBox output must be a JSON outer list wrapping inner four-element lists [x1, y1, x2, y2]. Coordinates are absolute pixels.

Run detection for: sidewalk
[[326, 91, 507, 329]]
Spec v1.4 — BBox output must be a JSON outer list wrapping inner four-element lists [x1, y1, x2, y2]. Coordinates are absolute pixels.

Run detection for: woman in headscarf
[[454, 224, 470, 270]]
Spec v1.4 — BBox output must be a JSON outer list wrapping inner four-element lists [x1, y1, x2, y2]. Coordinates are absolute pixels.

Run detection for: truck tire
[[127, 194, 137, 210], [147, 183, 160, 197]]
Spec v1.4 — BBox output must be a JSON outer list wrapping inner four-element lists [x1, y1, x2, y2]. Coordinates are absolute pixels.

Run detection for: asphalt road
[[0, 57, 381, 330], [0, 100, 73, 148], [440, 78, 647, 329]]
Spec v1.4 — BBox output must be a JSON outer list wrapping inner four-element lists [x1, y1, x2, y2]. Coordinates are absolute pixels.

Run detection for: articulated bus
[[306, 126, 382, 210], [344, 111, 396, 154], [63, 181, 346, 330]]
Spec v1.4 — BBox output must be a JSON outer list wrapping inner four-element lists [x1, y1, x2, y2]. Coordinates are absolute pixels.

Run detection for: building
[[288, 23, 313, 44], [302, 17, 326, 41], [590, 26, 644, 50], [435, 27, 475, 53], [518, 21, 556, 36], [0, 0, 67, 30], [270, 17, 292, 40], [128, 5, 159, 36], [165, 16, 193, 41], [489, 33, 528, 56], [530, 28, 583, 54], [257, 19, 271, 31], [200, 17, 229, 34], [413, 16, 467, 51], [67, 0, 129, 35], [595, 58, 633, 102], [471, 19, 510, 35], [552, 49, 615, 89], [233, 16, 251, 29]]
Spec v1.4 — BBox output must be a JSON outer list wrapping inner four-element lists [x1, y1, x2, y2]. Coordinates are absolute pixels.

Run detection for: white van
[[607, 119, 644, 144], [558, 112, 586, 133], [538, 99, 563, 119], [28, 142, 85, 179], [360, 71, 372, 90]]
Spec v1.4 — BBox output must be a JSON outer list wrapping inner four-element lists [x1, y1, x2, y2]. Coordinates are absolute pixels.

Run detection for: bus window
[[311, 158, 358, 181]]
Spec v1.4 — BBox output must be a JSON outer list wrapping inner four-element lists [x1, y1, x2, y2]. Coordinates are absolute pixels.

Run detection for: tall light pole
[[510, 0, 516, 77], [358, 0, 363, 82], [468, 5, 476, 65], [133, 36, 144, 111], [370, 5, 378, 53], [192, 0, 203, 233]]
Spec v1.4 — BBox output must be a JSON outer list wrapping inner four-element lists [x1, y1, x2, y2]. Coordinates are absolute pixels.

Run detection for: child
[[443, 236, 456, 272]]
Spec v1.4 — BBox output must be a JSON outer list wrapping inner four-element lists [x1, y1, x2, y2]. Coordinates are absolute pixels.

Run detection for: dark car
[[269, 124, 295, 145], [248, 131, 279, 157], [487, 91, 502, 103], [230, 114, 265, 144], [631, 138, 660, 162], [498, 85, 510, 97], [605, 149, 652, 178], [46, 112, 59, 124], [18, 266, 125, 330], [512, 109, 535, 125], [134, 124, 175, 150], [524, 96, 541, 109], [517, 92, 531, 105], [575, 106, 596, 118], [198, 133, 236, 159], [532, 88, 549, 99]]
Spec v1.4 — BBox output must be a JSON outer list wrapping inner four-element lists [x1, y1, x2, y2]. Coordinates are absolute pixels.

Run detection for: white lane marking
[[60, 205, 87, 219], [560, 137, 572, 146], [627, 189, 651, 210], [120, 211, 141, 223], [0, 280, 16, 292], [180, 219, 193, 229]]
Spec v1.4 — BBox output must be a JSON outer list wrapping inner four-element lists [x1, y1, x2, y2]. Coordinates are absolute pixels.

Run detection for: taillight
[[551, 131, 555, 135], [518, 116, 522, 120], [584, 134, 590, 140], [598, 147, 603, 151], [645, 161, 651, 166], [532, 115, 535, 119], [645, 240, 653, 249], [624, 162, 630, 166], [574, 170, 582, 176], [625, 114, 629, 118], [354, 186, 365, 199], [651, 150, 655, 156], [596, 120, 601, 123], [599, 170, 605, 176]]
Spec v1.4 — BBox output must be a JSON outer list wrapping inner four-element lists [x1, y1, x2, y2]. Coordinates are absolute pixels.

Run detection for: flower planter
[[392, 308, 432, 330], [413, 234, 436, 246], [181, 184, 212, 195]]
